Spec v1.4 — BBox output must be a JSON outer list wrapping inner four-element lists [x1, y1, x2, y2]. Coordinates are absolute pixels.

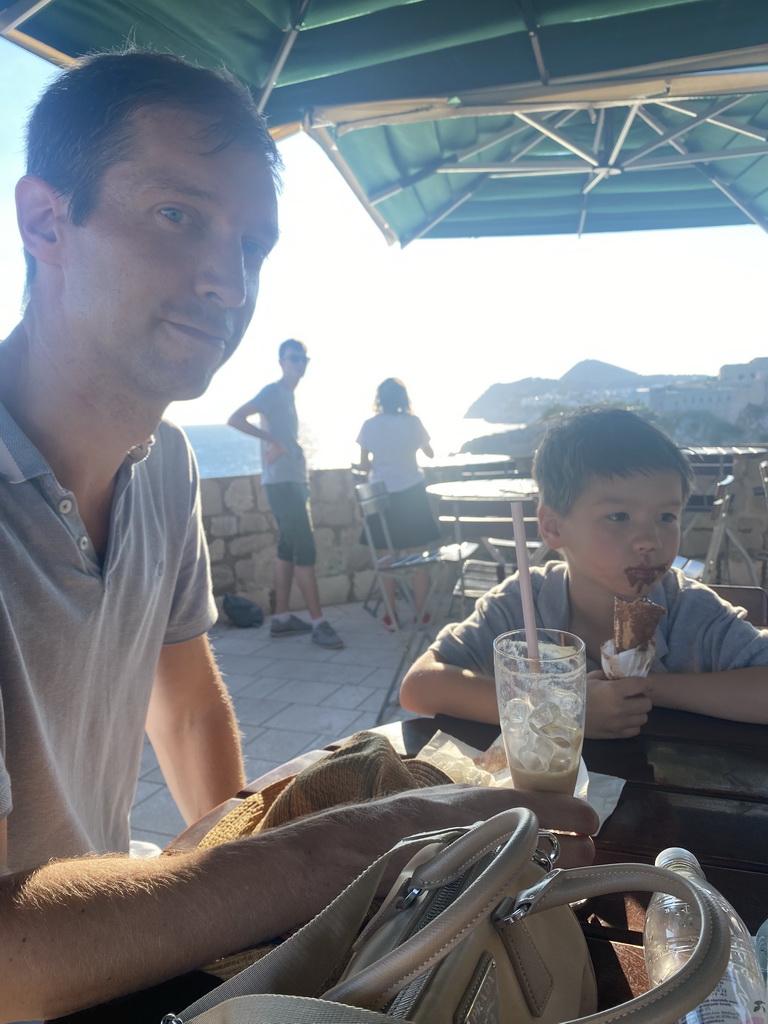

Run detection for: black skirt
[[361, 481, 440, 551]]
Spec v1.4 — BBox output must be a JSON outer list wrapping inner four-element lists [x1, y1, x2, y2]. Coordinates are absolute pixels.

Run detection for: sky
[[1, 37, 766, 466]]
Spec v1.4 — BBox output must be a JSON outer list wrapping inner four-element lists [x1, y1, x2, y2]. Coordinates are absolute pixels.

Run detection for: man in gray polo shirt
[[0, 49, 597, 1022]]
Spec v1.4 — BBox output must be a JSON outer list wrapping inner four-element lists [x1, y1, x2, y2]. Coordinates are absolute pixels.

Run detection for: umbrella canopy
[[3, 0, 768, 243]]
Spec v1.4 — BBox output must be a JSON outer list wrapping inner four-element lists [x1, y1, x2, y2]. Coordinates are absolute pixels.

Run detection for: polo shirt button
[[78, 536, 89, 550], [59, 498, 73, 515]]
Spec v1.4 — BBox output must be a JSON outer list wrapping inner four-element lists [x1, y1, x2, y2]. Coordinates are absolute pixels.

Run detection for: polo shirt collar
[[0, 400, 155, 483], [0, 401, 49, 483]]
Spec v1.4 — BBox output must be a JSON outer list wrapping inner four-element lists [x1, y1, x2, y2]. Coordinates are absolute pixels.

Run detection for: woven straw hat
[[199, 730, 451, 849]]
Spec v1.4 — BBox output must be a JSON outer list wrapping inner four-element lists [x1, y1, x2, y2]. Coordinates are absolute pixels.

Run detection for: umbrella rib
[[624, 143, 768, 170], [636, 107, 768, 233], [622, 96, 745, 166], [506, 110, 578, 165], [0, 0, 56, 33], [513, 0, 550, 85], [578, 107, 607, 226], [514, 112, 600, 165], [582, 103, 640, 196], [654, 101, 768, 142], [257, 0, 315, 112], [403, 186, 484, 247], [371, 114, 577, 204]]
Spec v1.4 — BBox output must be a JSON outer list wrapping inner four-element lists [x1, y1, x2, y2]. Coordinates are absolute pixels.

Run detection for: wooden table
[[174, 705, 768, 934], [53, 708, 768, 1022], [379, 709, 768, 932]]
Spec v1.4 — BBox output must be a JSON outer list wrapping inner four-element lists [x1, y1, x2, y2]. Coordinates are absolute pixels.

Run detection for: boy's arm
[[650, 666, 768, 723], [399, 650, 499, 723], [401, 652, 656, 739]]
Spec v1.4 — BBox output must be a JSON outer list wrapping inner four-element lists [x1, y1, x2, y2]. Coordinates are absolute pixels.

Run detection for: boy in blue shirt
[[401, 408, 768, 737]]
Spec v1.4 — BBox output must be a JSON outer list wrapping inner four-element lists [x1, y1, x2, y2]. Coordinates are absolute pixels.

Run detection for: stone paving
[[130, 598, 455, 849]]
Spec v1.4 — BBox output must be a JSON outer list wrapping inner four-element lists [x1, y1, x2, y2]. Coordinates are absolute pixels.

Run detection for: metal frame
[[305, 64, 768, 244]]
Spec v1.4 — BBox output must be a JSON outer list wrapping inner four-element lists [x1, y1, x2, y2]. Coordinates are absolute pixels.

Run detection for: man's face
[[541, 471, 684, 600], [54, 105, 279, 403], [279, 345, 309, 384]]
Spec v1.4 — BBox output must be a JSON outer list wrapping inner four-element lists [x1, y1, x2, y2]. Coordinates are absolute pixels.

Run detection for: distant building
[[640, 358, 768, 424]]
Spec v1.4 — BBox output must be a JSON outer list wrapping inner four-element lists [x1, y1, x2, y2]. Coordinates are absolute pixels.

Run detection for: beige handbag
[[161, 808, 730, 1024]]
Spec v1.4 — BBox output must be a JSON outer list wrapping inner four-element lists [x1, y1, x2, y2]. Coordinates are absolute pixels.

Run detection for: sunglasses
[[284, 353, 309, 364]]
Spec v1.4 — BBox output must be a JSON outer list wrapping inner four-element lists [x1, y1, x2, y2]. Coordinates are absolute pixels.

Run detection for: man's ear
[[15, 174, 69, 268], [538, 504, 565, 551]]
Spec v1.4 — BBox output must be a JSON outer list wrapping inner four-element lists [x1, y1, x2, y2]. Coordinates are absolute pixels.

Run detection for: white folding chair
[[356, 482, 477, 723]]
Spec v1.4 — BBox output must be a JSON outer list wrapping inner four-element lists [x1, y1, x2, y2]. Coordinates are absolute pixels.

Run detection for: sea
[[183, 424, 263, 479], [182, 420, 519, 479]]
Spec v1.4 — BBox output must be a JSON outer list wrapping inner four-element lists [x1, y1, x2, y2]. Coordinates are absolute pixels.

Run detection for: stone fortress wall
[[201, 469, 374, 618], [202, 452, 768, 619]]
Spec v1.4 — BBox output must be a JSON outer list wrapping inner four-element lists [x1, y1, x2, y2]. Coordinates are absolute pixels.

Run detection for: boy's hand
[[586, 670, 653, 739]]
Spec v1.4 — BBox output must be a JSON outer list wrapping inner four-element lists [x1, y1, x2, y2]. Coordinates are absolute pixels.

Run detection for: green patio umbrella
[[3, 0, 768, 242]]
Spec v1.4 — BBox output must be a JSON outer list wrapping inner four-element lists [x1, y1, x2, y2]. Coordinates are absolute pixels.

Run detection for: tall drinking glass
[[493, 628, 586, 795]]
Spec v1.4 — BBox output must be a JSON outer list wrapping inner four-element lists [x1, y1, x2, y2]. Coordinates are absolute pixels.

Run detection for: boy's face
[[538, 471, 684, 601]]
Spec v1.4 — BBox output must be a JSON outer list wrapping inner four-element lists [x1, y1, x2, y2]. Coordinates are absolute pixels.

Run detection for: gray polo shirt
[[432, 561, 768, 677], [251, 381, 307, 486], [0, 407, 216, 873]]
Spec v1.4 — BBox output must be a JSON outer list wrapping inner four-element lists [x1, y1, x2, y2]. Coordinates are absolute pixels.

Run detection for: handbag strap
[[172, 813, 535, 1022], [168, 993, 396, 1023], [325, 809, 541, 1006], [502, 862, 732, 1024]]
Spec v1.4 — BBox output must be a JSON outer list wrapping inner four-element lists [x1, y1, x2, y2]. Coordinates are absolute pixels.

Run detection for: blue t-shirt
[[251, 381, 307, 486], [433, 561, 768, 676]]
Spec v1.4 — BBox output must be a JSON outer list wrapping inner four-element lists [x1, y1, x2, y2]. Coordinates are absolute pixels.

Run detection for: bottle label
[[681, 973, 767, 1024]]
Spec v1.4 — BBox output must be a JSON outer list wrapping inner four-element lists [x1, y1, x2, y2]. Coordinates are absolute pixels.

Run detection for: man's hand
[[351, 784, 598, 877], [265, 439, 289, 463], [586, 670, 653, 739]]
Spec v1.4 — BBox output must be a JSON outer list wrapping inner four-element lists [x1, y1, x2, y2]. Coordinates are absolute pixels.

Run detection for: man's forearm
[[0, 814, 359, 1020], [148, 688, 245, 824], [400, 652, 500, 723], [0, 787, 598, 1021], [148, 638, 245, 825], [651, 666, 768, 723]]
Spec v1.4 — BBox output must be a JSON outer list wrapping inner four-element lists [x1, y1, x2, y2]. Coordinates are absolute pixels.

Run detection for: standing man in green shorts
[[229, 338, 344, 648]]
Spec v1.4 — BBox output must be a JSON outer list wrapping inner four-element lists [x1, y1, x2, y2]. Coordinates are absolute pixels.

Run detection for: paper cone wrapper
[[601, 638, 655, 680]]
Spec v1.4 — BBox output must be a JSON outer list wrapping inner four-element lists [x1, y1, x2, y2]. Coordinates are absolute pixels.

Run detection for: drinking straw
[[511, 501, 540, 663]]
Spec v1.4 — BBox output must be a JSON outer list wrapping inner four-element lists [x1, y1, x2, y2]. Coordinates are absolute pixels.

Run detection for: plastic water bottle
[[643, 847, 767, 1024]]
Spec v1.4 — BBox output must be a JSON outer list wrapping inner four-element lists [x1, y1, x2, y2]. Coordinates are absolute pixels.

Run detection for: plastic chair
[[356, 481, 477, 723], [708, 584, 768, 627]]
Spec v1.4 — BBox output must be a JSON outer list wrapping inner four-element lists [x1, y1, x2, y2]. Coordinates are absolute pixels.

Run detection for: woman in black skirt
[[357, 378, 440, 629]]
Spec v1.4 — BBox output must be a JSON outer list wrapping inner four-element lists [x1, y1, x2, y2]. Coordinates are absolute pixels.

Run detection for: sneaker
[[311, 620, 344, 649], [382, 614, 400, 632], [270, 614, 313, 639], [413, 612, 432, 626]]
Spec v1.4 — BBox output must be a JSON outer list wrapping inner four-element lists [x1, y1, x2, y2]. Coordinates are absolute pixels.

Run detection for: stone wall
[[200, 469, 375, 618]]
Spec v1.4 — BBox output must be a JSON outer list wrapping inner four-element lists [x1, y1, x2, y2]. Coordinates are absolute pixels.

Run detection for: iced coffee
[[493, 629, 586, 795]]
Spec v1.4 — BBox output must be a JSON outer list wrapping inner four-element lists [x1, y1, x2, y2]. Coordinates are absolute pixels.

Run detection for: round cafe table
[[426, 478, 539, 547], [425, 477, 538, 502]]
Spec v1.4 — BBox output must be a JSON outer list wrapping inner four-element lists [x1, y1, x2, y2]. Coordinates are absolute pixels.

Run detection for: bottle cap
[[655, 847, 704, 875]]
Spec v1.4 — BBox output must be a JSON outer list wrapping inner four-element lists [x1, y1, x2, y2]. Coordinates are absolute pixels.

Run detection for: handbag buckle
[[533, 830, 560, 871], [399, 885, 423, 909], [493, 897, 533, 924]]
